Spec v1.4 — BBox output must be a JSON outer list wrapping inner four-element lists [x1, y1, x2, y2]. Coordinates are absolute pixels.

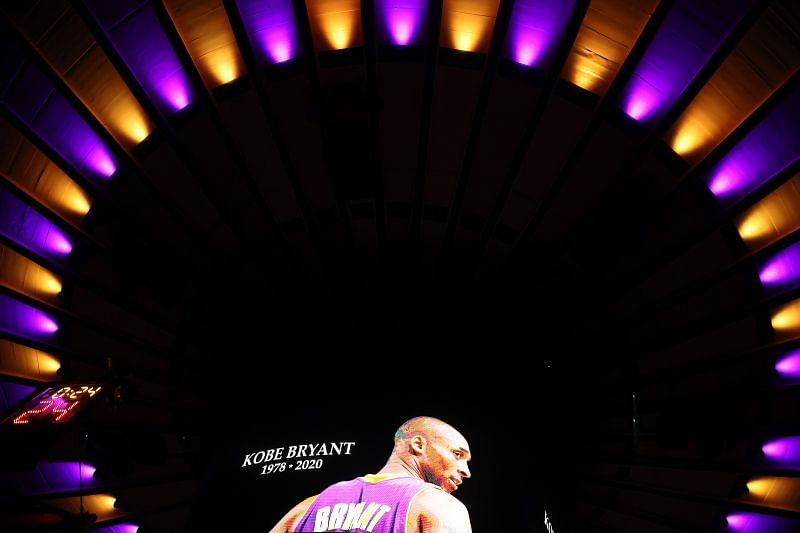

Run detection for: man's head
[[393, 416, 471, 494]]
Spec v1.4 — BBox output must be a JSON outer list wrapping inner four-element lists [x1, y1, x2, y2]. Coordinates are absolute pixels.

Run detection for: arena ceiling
[[0, 0, 799, 531]]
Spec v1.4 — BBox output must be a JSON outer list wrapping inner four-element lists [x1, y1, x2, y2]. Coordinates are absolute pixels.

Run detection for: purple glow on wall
[[3, 462, 99, 496], [0, 189, 74, 259], [91, 524, 140, 533], [236, 0, 300, 64], [621, 0, 756, 123], [0, 293, 59, 339], [706, 86, 800, 204], [85, 0, 193, 115], [762, 437, 800, 468], [377, 0, 427, 46], [726, 512, 800, 532], [507, 0, 575, 68], [0, 53, 117, 181], [0, 380, 36, 416], [776, 350, 800, 378], [759, 242, 800, 289]]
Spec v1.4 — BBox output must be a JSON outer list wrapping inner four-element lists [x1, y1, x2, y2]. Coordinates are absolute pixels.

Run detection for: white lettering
[[241, 453, 254, 467], [287, 446, 298, 458], [329, 503, 348, 529], [366, 504, 391, 532], [314, 506, 330, 532], [354, 503, 381, 530], [343, 442, 356, 454], [342, 503, 366, 530]]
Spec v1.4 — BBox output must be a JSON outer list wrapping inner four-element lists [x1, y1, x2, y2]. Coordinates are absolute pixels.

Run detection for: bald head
[[389, 416, 471, 493]]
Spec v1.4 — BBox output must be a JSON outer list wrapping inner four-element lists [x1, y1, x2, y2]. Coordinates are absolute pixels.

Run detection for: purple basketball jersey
[[294, 474, 437, 532]]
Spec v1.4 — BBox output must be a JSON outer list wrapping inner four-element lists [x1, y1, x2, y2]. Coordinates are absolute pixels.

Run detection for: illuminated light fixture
[[0, 339, 61, 381], [84, 144, 117, 178], [0, 293, 59, 337], [0, 190, 74, 258], [776, 350, 800, 378], [670, 120, 710, 157], [744, 477, 771, 498], [620, 0, 755, 124], [759, 242, 800, 288], [28, 266, 63, 297], [571, 59, 604, 92], [92, 524, 140, 533], [64, 187, 92, 217], [441, 0, 500, 54], [321, 12, 358, 50], [725, 512, 800, 531], [770, 300, 800, 332], [236, 0, 300, 64], [207, 47, 241, 86], [506, 0, 574, 68], [159, 73, 192, 112], [762, 437, 800, 468], [704, 88, 800, 205], [163, 0, 246, 89], [85, 1, 194, 115], [0, 56, 118, 182], [304, 0, 362, 52], [377, 0, 427, 46], [736, 209, 773, 242]]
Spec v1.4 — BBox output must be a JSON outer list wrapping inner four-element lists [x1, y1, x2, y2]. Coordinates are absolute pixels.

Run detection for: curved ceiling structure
[[0, 0, 799, 531]]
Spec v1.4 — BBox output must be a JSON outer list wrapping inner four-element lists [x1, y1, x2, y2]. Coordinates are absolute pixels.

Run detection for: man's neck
[[376, 455, 424, 480]]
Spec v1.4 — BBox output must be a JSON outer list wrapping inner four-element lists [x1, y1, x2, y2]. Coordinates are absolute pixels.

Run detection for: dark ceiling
[[0, 0, 799, 531]]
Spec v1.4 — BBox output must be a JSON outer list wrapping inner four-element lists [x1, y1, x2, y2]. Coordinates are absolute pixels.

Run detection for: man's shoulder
[[410, 488, 471, 533], [413, 487, 468, 514]]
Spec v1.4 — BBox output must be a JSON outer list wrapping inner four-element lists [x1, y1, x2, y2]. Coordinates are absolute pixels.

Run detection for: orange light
[[320, 11, 358, 49], [771, 300, 800, 332], [206, 46, 240, 85], [26, 265, 63, 296], [441, 0, 499, 53], [0, 339, 60, 381], [110, 104, 152, 145], [737, 209, 773, 241], [669, 116, 712, 157]]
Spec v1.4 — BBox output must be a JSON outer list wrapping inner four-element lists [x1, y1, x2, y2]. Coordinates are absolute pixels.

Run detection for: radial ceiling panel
[[561, 0, 660, 95], [2, 0, 155, 149], [0, 118, 92, 225], [0, 2, 798, 532], [306, 0, 363, 51], [441, 0, 501, 53], [0, 338, 60, 382], [164, 0, 247, 88], [665, 0, 800, 166]]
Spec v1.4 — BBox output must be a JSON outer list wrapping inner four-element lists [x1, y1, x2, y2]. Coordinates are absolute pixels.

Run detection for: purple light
[[776, 350, 800, 378], [0, 189, 74, 259], [0, 43, 117, 181], [759, 242, 800, 288], [85, 1, 193, 115], [507, 0, 575, 68], [762, 437, 800, 468], [158, 73, 191, 111], [0, 380, 37, 415], [0, 293, 59, 339], [91, 524, 140, 533], [705, 85, 800, 204], [621, 0, 756, 123], [237, 0, 300, 65], [0, 461, 100, 498], [377, 0, 427, 46], [726, 512, 800, 532]]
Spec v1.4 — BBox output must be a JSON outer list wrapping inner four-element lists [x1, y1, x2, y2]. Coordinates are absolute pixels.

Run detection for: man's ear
[[410, 435, 427, 454]]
